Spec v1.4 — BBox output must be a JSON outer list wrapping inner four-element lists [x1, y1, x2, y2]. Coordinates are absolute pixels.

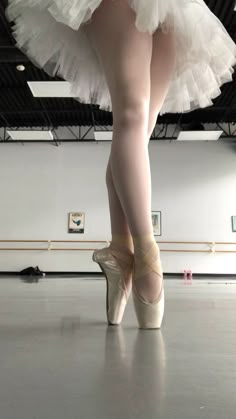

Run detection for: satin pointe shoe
[[92, 246, 134, 325], [132, 241, 164, 329]]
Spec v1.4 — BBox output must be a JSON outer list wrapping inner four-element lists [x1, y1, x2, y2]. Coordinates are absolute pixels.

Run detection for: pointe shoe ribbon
[[132, 242, 165, 329]]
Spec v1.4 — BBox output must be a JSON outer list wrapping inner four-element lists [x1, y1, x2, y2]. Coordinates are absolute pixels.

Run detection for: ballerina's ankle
[[110, 234, 134, 253]]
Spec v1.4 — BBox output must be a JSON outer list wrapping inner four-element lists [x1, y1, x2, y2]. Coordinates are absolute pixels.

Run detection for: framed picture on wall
[[152, 211, 162, 236], [232, 216, 236, 232], [68, 212, 85, 234]]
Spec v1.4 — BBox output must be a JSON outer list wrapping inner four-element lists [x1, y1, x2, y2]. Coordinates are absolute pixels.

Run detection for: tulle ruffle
[[6, 0, 236, 115]]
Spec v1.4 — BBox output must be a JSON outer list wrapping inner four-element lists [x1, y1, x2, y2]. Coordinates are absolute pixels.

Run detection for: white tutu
[[6, 0, 236, 115]]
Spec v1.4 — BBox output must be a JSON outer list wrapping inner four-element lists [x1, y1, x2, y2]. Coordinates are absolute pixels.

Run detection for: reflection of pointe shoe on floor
[[132, 242, 164, 329], [92, 246, 134, 325]]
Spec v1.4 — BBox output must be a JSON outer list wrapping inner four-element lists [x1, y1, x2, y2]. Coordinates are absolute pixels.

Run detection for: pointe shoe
[[92, 246, 134, 325], [132, 241, 164, 329]]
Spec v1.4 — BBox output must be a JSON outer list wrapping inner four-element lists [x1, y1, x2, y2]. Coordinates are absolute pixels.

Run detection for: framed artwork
[[152, 211, 162, 236], [68, 212, 85, 234], [232, 216, 236, 232]]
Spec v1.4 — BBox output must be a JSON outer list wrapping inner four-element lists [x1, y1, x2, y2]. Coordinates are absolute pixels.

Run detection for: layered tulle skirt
[[6, 0, 236, 115]]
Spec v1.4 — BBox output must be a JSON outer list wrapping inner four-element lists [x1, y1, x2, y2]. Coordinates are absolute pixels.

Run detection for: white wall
[[0, 138, 236, 274]]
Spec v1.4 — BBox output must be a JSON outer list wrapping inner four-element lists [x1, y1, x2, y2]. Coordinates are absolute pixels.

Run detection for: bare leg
[[105, 155, 134, 254], [105, 26, 176, 260], [83, 0, 176, 301]]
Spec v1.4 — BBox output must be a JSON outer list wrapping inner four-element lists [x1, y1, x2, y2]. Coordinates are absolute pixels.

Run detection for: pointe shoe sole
[[92, 250, 129, 326], [92, 253, 116, 326], [132, 285, 165, 329]]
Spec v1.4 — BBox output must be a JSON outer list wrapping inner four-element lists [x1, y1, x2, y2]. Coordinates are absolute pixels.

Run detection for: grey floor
[[0, 275, 236, 419]]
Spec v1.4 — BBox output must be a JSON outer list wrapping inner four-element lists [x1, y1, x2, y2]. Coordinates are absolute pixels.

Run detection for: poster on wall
[[152, 211, 162, 236], [232, 216, 236, 232], [68, 212, 85, 234]]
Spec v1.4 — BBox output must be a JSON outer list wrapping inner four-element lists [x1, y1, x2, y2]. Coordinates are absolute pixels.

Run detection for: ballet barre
[[0, 240, 235, 252]]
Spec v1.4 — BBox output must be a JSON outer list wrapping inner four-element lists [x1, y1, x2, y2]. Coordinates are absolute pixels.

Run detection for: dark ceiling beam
[[0, 111, 10, 126], [0, 35, 13, 47], [1, 107, 233, 115], [0, 109, 85, 115], [0, 46, 29, 63], [38, 98, 54, 128]]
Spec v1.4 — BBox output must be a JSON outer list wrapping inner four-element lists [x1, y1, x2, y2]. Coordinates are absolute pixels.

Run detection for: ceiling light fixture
[[177, 130, 223, 141], [7, 130, 54, 141], [16, 64, 26, 72]]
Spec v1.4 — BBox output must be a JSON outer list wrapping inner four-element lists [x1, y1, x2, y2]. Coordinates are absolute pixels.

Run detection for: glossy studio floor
[[0, 275, 236, 419]]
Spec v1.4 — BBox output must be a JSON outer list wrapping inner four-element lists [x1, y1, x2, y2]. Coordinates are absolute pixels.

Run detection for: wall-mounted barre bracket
[[209, 242, 215, 253]]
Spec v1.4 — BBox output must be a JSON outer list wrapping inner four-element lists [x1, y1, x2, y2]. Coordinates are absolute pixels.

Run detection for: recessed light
[[16, 64, 25, 72], [27, 81, 72, 97], [177, 131, 223, 141], [94, 131, 113, 141], [7, 130, 54, 141]]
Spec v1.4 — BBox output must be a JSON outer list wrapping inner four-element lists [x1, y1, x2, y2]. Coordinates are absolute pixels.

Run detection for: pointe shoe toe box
[[92, 247, 133, 325], [132, 285, 164, 329]]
